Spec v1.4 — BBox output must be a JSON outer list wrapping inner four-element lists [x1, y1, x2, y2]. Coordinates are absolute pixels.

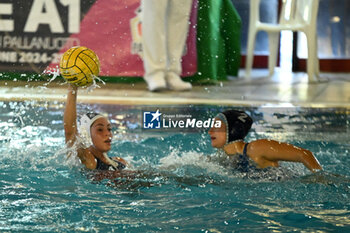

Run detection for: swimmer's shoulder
[[246, 139, 281, 161], [249, 139, 280, 145], [248, 139, 287, 152]]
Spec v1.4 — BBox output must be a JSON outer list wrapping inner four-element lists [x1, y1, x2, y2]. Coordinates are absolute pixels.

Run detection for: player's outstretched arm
[[249, 139, 322, 172]]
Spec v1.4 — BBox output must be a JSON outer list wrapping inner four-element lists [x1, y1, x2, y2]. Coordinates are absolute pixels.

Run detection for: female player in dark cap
[[208, 110, 322, 173]]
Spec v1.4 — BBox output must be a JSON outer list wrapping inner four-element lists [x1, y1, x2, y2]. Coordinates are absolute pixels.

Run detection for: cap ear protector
[[215, 110, 253, 143]]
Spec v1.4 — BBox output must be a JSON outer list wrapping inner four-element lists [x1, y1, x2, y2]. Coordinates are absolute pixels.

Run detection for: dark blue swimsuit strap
[[236, 143, 251, 173], [95, 157, 126, 171], [243, 143, 249, 157], [95, 157, 109, 170]]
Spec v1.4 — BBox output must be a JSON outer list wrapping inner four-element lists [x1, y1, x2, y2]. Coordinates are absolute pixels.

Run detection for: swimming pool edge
[[0, 93, 349, 108]]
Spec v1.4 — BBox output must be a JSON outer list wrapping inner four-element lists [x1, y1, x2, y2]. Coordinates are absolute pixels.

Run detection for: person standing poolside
[[208, 110, 322, 173], [64, 84, 128, 171], [141, 0, 193, 91]]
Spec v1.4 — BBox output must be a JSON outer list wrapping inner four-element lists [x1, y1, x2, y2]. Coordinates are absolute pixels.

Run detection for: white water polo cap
[[78, 112, 106, 146]]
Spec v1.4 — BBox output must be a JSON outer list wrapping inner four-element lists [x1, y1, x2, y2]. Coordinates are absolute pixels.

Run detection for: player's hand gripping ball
[[60, 46, 100, 87]]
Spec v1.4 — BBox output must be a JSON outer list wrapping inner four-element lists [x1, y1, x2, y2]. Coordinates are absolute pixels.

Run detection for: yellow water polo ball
[[60, 46, 100, 87]]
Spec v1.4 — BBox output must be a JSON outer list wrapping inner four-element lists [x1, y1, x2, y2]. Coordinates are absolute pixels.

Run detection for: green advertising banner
[[192, 0, 242, 82]]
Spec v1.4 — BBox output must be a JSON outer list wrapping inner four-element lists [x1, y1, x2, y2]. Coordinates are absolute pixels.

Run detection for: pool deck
[[1, 69, 350, 108]]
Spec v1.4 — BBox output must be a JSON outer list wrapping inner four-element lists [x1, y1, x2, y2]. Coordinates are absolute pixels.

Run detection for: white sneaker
[[166, 73, 192, 91], [144, 72, 167, 92]]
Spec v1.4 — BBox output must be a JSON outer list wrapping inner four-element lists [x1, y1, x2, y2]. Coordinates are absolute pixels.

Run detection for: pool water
[[0, 101, 349, 232]]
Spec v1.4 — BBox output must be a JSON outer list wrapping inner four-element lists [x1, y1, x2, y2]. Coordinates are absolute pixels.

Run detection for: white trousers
[[141, 0, 193, 77]]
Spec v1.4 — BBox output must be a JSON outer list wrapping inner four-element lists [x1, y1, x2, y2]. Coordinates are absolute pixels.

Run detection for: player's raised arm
[[64, 84, 78, 146]]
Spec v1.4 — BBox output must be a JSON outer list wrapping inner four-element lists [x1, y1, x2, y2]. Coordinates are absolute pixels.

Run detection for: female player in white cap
[[64, 84, 128, 171], [208, 110, 322, 173]]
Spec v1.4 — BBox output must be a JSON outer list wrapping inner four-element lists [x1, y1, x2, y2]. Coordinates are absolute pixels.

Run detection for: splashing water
[[42, 66, 61, 86], [42, 67, 106, 92], [158, 148, 233, 178], [86, 75, 106, 92]]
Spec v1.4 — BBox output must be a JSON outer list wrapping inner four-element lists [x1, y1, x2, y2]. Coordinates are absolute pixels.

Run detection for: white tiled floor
[[1, 69, 350, 107]]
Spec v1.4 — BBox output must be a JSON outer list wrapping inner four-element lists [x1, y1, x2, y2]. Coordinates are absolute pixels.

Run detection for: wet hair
[[216, 110, 253, 143]]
